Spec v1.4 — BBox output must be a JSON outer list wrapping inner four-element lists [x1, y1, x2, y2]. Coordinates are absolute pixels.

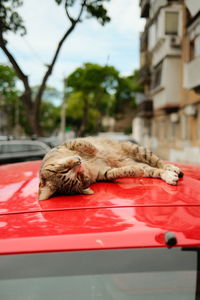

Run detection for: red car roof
[[0, 161, 200, 254]]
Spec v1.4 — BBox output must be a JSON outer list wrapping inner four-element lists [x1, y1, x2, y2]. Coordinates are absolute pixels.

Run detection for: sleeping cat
[[38, 136, 183, 200]]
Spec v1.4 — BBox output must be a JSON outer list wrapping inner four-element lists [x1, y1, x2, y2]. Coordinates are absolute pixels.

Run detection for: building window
[[181, 114, 189, 140], [190, 40, 195, 61], [190, 35, 200, 61], [165, 11, 179, 35], [151, 62, 162, 90]]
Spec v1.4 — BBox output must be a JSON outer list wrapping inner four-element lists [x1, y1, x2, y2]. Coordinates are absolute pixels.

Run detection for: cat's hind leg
[[121, 142, 183, 178], [121, 142, 164, 168]]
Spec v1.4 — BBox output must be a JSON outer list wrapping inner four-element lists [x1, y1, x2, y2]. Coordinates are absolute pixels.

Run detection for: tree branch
[[65, 2, 75, 24], [34, 0, 87, 109], [77, 0, 87, 22], [0, 34, 32, 106]]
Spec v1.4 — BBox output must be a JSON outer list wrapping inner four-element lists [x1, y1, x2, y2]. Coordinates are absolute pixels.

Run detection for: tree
[[0, 64, 61, 135], [0, 64, 21, 134], [114, 70, 144, 114], [0, 0, 111, 136], [65, 65, 144, 135], [66, 63, 120, 135], [32, 85, 61, 135], [0, 64, 18, 98], [40, 101, 60, 136], [66, 91, 101, 134]]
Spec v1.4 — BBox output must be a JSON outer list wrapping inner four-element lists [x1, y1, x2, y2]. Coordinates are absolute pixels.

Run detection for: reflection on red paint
[[0, 160, 200, 254]]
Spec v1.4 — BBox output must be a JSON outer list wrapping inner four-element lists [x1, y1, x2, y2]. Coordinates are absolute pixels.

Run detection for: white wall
[[169, 146, 200, 163], [163, 57, 181, 103], [151, 6, 183, 66], [152, 57, 181, 110], [150, 0, 167, 19], [132, 117, 143, 144], [185, 0, 200, 17], [184, 57, 200, 89], [148, 22, 157, 51]]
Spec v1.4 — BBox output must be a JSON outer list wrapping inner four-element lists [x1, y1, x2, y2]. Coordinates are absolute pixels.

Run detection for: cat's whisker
[[63, 178, 70, 184]]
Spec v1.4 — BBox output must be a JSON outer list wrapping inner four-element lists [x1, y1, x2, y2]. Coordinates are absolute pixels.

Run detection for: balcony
[[140, 50, 151, 67], [151, 57, 181, 110], [150, 0, 167, 19], [140, 30, 148, 52], [137, 99, 153, 117], [140, 0, 150, 18], [185, 0, 200, 18], [138, 65, 151, 84], [184, 57, 200, 92]]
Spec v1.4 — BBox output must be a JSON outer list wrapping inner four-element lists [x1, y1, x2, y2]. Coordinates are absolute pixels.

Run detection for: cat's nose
[[74, 164, 84, 174]]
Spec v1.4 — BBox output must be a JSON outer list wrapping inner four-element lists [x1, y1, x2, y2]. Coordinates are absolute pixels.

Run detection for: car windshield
[[0, 247, 199, 300]]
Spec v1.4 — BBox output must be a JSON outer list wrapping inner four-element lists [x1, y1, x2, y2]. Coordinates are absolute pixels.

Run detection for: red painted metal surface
[[0, 160, 200, 254]]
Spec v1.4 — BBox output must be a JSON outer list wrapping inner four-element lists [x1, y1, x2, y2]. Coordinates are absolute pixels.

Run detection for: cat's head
[[38, 156, 94, 201]]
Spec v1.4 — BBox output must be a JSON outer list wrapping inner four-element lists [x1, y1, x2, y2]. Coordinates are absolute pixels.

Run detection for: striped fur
[[38, 137, 183, 200]]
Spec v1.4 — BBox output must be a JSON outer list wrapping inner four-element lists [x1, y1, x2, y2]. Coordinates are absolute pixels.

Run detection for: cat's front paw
[[161, 171, 179, 185], [65, 156, 82, 169], [72, 156, 82, 166], [164, 164, 184, 178]]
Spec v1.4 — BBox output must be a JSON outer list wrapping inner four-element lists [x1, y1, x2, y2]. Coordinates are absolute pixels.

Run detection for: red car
[[0, 160, 200, 299]]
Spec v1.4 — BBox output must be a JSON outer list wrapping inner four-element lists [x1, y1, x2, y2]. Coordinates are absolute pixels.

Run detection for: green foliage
[[65, 63, 144, 135], [113, 70, 144, 114], [86, 2, 110, 25], [67, 62, 119, 113], [0, 64, 26, 133], [66, 91, 100, 134], [0, 64, 18, 99], [131, 69, 144, 93], [67, 63, 119, 93], [33, 85, 61, 134], [54, 0, 111, 25], [0, 0, 111, 136], [0, 0, 26, 39], [0, 64, 61, 135], [66, 92, 84, 122], [40, 101, 60, 135]]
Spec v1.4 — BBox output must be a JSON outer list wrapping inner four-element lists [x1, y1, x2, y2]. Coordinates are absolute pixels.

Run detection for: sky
[[0, 0, 145, 97]]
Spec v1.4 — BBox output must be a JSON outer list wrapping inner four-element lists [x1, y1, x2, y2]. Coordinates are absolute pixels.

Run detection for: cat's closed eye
[[59, 169, 70, 174]]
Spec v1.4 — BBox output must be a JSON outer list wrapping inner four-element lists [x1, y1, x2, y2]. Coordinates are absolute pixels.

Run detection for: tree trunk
[[21, 94, 43, 136], [78, 96, 89, 137], [31, 113, 43, 137]]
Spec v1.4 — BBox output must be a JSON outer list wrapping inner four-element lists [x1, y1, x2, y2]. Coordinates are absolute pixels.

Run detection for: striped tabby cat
[[38, 137, 183, 200]]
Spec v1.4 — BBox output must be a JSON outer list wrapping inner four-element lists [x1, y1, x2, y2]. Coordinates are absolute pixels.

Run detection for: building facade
[[134, 0, 200, 163]]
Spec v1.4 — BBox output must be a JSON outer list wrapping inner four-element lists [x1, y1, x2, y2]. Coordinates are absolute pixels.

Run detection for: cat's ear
[[82, 188, 94, 195], [38, 182, 54, 201]]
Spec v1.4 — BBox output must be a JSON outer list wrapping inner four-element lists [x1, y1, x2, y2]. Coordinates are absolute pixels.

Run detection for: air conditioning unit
[[184, 105, 197, 116], [170, 36, 181, 48], [170, 113, 179, 123]]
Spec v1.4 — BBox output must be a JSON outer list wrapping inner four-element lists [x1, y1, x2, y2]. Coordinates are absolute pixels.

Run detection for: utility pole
[[105, 54, 110, 66], [60, 77, 66, 143]]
